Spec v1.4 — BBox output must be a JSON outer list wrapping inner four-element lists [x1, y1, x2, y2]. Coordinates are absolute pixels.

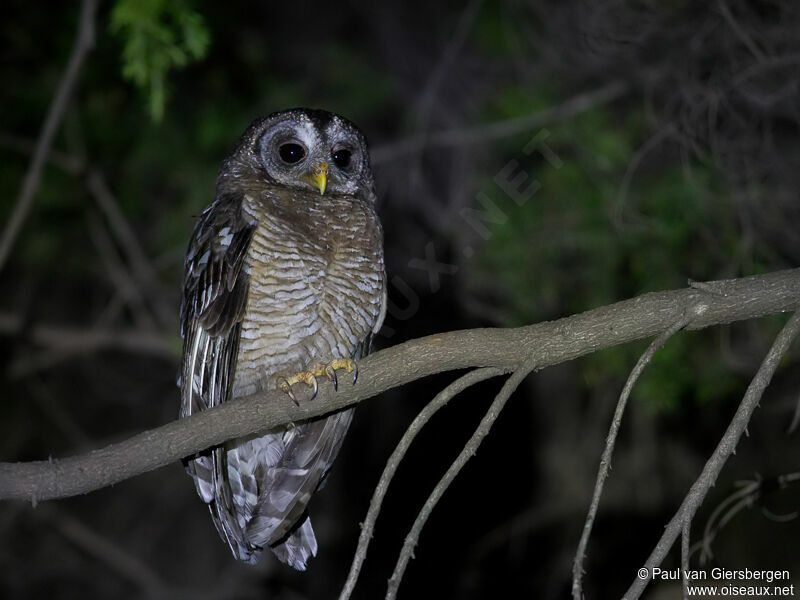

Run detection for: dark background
[[2, 1, 800, 598]]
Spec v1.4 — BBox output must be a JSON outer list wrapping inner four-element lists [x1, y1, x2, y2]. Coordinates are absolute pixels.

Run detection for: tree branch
[[339, 367, 505, 600], [86, 168, 174, 327], [623, 308, 800, 599], [1, 268, 798, 503], [385, 356, 539, 599], [572, 315, 690, 599], [0, 312, 177, 363], [371, 80, 631, 164], [681, 518, 691, 600]]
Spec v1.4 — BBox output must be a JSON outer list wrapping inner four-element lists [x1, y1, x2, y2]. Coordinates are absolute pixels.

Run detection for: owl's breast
[[233, 195, 384, 397]]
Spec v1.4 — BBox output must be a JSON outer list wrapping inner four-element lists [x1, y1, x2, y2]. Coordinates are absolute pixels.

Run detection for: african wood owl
[[179, 109, 386, 569]]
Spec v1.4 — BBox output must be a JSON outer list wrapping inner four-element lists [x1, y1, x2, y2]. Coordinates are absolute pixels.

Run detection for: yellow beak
[[310, 162, 328, 195]]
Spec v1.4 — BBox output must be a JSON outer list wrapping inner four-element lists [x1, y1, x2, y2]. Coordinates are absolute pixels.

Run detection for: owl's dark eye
[[278, 143, 306, 164], [332, 148, 352, 169]]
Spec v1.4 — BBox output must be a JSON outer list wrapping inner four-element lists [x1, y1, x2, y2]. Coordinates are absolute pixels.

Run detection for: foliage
[[110, 0, 209, 121], [471, 89, 750, 411]]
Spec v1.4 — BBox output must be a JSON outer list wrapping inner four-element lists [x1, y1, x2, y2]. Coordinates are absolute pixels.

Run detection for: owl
[[179, 109, 386, 570]]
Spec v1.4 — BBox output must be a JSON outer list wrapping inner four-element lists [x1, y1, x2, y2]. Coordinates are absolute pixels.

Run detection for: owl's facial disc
[[254, 110, 372, 198]]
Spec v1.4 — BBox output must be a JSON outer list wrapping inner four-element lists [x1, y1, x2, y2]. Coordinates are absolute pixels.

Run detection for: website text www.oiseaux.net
[[637, 567, 795, 597]]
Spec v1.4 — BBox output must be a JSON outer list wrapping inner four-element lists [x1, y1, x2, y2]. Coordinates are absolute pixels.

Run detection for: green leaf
[[111, 0, 210, 121]]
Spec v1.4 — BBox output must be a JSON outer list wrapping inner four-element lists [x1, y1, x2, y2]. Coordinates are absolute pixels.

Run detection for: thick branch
[[1, 268, 798, 502]]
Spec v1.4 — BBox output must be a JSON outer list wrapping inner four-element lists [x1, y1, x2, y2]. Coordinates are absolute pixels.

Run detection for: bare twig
[[681, 519, 691, 600], [572, 315, 690, 599], [623, 309, 800, 600], [40, 506, 169, 596], [87, 211, 158, 330], [699, 477, 760, 562], [30, 381, 94, 449], [34, 504, 246, 600], [717, 0, 767, 63], [372, 80, 631, 164], [0, 0, 97, 273], [0, 311, 177, 361], [787, 391, 800, 434], [86, 169, 173, 326], [731, 53, 800, 88], [613, 124, 676, 232], [1, 131, 174, 328], [7, 214, 163, 377], [8, 349, 89, 379], [414, 0, 484, 129], [385, 356, 539, 599], [0, 133, 84, 174], [698, 471, 800, 561], [0, 269, 798, 502], [339, 367, 504, 600]]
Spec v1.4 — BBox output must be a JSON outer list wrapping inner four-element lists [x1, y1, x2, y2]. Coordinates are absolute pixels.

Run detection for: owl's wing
[[179, 191, 255, 520]]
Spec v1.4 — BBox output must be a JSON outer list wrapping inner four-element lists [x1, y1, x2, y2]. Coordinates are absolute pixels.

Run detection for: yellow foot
[[277, 358, 358, 405]]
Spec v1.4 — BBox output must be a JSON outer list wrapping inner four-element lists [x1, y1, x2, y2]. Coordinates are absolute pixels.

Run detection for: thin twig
[[30, 381, 94, 449], [0, 0, 97, 273], [731, 53, 800, 88], [681, 519, 691, 600], [613, 124, 676, 232], [1, 133, 174, 327], [572, 316, 690, 599], [385, 356, 539, 599], [698, 471, 800, 560], [0, 133, 84, 174], [414, 0, 484, 129], [34, 504, 243, 600], [717, 0, 766, 63], [699, 477, 760, 563], [9, 349, 86, 379], [8, 214, 161, 377], [87, 211, 158, 330], [787, 390, 800, 434], [371, 80, 631, 164], [338, 367, 504, 600], [40, 506, 169, 596], [623, 309, 800, 600], [0, 311, 177, 361], [86, 169, 173, 326]]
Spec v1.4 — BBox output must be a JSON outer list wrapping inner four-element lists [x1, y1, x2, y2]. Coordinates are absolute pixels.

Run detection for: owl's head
[[226, 108, 375, 199]]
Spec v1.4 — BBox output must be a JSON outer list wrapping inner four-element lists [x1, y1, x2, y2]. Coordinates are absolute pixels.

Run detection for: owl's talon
[[325, 358, 358, 387], [278, 358, 358, 403], [325, 364, 338, 391], [277, 370, 320, 403], [278, 377, 300, 407]]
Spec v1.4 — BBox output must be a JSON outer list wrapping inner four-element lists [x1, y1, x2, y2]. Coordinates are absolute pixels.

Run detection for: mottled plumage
[[180, 109, 386, 569]]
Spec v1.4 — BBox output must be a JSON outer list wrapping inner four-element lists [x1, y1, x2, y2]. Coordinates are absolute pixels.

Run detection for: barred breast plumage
[[235, 192, 384, 396]]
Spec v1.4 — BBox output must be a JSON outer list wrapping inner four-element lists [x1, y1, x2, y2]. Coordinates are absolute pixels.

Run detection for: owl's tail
[[206, 470, 319, 570], [269, 516, 318, 570], [207, 447, 263, 564]]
